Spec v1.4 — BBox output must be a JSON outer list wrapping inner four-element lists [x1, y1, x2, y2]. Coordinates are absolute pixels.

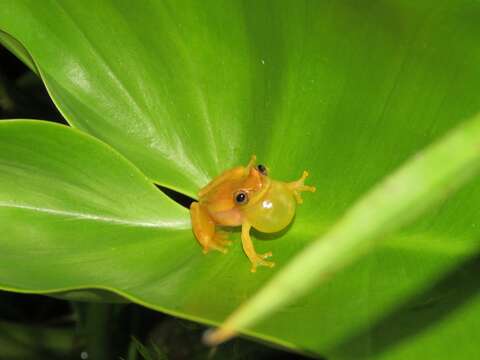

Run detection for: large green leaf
[[0, 120, 191, 291], [1, 1, 480, 358]]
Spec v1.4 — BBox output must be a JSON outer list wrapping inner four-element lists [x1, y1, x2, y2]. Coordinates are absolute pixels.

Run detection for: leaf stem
[[85, 303, 113, 360]]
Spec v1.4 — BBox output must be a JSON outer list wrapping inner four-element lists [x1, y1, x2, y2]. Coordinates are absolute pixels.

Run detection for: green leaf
[[2, 1, 480, 358], [0, 120, 191, 293]]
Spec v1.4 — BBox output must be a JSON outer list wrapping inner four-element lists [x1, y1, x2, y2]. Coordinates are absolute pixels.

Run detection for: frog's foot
[[288, 170, 316, 204], [214, 232, 233, 252], [202, 232, 232, 254], [249, 251, 275, 273], [241, 222, 275, 272]]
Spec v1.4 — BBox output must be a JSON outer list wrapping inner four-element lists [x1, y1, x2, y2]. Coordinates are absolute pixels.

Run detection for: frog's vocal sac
[[189, 155, 316, 272]]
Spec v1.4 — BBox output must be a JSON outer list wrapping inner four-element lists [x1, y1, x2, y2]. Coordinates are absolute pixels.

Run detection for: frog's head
[[202, 163, 271, 226], [233, 164, 271, 207]]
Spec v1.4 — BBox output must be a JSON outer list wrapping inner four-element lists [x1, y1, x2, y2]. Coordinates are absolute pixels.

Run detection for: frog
[[189, 155, 316, 272]]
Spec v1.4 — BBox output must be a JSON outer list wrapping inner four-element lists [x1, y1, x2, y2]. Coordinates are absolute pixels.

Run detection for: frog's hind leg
[[190, 202, 232, 254], [288, 170, 316, 204]]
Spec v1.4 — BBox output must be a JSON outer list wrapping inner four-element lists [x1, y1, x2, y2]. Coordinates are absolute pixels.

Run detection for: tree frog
[[189, 155, 315, 272]]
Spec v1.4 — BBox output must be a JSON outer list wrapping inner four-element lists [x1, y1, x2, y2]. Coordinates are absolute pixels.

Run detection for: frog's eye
[[256, 164, 268, 176], [234, 190, 249, 205]]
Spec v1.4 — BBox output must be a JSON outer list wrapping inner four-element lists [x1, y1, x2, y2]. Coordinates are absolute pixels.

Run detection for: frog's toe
[[216, 246, 229, 254], [260, 251, 273, 259], [214, 232, 232, 247], [300, 185, 316, 193], [249, 254, 275, 273], [201, 235, 230, 254], [206, 243, 229, 254]]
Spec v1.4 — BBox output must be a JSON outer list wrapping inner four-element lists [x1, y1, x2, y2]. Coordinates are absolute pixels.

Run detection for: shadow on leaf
[[331, 252, 480, 358]]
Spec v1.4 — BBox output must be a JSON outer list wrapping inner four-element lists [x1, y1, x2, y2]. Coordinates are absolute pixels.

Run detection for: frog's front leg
[[288, 171, 316, 204], [241, 222, 275, 272], [190, 202, 231, 254], [246, 154, 257, 171]]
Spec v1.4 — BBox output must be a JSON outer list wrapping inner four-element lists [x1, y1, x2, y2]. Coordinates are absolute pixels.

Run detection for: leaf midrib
[[0, 202, 189, 229]]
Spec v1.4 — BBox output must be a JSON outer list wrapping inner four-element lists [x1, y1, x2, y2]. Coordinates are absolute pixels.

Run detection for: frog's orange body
[[189, 155, 315, 272]]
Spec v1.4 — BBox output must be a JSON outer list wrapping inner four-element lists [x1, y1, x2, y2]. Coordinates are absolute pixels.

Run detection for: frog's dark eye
[[256, 164, 268, 176], [234, 190, 249, 205]]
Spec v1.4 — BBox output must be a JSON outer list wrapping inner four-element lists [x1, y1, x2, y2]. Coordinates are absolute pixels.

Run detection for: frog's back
[[198, 166, 246, 200]]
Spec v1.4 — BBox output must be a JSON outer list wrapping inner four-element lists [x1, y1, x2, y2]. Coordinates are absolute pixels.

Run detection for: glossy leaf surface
[[1, 1, 480, 358], [0, 120, 191, 292]]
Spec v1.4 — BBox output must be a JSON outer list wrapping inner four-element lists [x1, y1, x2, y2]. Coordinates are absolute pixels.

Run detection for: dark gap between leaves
[[156, 184, 195, 209], [0, 44, 67, 124]]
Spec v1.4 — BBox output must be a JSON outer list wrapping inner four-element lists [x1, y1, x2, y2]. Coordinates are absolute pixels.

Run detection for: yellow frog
[[189, 155, 315, 272]]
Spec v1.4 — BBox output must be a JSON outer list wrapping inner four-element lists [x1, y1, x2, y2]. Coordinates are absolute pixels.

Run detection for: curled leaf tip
[[202, 326, 237, 346]]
